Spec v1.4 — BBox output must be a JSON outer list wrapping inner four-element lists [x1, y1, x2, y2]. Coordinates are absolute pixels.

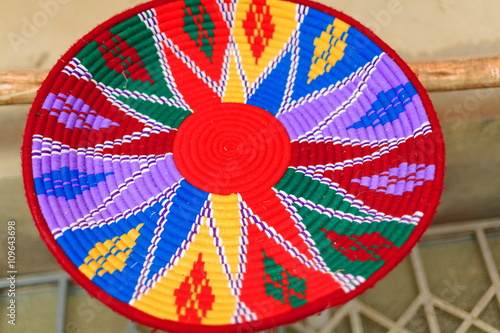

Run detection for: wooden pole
[[410, 55, 500, 92], [0, 70, 47, 106], [1, 55, 500, 106]]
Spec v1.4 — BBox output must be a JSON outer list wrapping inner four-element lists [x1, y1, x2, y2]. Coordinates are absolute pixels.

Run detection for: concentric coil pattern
[[25, 0, 443, 331]]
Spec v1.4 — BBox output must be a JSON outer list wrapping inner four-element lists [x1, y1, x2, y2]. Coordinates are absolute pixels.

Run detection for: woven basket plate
[[22, 0, 444, 331]]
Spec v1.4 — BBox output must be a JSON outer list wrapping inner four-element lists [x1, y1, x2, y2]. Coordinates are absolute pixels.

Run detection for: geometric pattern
[[262, 250, 308, 308], [307, 18, 350, 84], [174, 253, 216, 324], [23, 0, 444, 332]]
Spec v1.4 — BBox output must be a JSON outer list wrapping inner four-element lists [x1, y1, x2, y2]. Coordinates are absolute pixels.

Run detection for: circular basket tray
[[22, 0, 445, 331]]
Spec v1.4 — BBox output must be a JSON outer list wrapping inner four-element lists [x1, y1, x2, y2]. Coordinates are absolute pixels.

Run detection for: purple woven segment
[[34, 194, 62, 232], [43, 93, 119, 130], [350, 163, 436, 196], [84, 154, 180, 230], [41, 91, 58, 111], [277, 54, 429, 142], [32, 134, 182, 232], [31, 136, 50, 178], [277, 56, 380, 140]]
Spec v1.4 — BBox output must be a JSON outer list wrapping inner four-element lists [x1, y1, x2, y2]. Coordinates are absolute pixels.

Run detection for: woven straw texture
[[22, 0, 444, 331]]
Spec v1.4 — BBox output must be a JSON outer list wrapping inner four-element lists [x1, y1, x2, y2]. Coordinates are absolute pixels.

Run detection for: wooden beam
[[410, 55, 500, 92], [0, 70, 47, 106], [1, 56, 500, 105]]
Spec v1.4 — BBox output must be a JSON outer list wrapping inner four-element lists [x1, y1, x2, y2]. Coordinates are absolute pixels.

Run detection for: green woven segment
[[296, 205, 415, 248], [115, 96, 192, 129], [262, 251, 307, 308], [276, 168, 416, 278], [296, 205, 414, 278], [183, 0, 215, 60], [76, 15, 174, 99], [275, 168, 369, 218]]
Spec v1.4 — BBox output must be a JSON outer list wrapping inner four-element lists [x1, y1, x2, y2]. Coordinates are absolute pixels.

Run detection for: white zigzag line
[[60, 59, 173, 133], [289, 166, 424, 225], [61, 58, 92, 79], [334, 273, 365, 293], [96, 82, 174, 132], [216, 0, 236, 28], [240, 40, 291, 99], [268, 188, 323, 261], [240, 197, 329, 274], [233, 195, 258, 323], [281, 54, 382, 116], [228, 4, 306, 102], [158, 33, 230, 98], [278, 191, 362, 223], [275, 190, 365, 292], [131, 217, 203, 304], [316, 122, 433, 149], [138, 9, 192, 111], [99, 152, 172, 162], [295, 122, 434, 179], [52, 174, 178, 239], [297, 56, 383, 141], [280, 5, 308, 113], [277, 190, 424, 226], [130, 182, 181, 301], [32, 135, 178, 163], [51, 156, 177, 238], [203, 199, 243, 294], [103, 86, 187, 109], [219, 40, 234, 98], [202, 195, 258, 323], [37, 88, 171, 156], [279, 28, 302, 112], [149, 219, 202, 294], [229, 38, 249, 99]]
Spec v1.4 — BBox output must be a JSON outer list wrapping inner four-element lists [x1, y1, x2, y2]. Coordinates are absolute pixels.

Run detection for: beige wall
[[2, 0, 500, 71]]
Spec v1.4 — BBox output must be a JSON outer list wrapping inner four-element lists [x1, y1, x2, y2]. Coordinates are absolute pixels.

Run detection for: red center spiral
[[173, 103, 291, 195]]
